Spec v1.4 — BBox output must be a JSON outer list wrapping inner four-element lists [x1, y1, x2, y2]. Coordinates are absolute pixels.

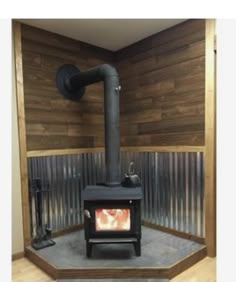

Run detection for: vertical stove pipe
[[56, 64, 121, 187]]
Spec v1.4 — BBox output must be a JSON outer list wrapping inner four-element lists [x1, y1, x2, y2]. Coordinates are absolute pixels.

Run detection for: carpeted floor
[[28, 226, 205, 268]]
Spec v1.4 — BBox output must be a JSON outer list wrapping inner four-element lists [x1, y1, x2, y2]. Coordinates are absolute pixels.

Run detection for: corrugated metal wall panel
[[28, 151, 204, 237]]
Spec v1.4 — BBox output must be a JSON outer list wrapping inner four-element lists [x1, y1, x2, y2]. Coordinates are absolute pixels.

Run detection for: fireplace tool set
[[30, 178, 55, 250]]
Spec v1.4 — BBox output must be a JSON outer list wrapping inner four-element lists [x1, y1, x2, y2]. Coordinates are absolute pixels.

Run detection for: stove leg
[[86, 240, 92, 258], [134, 239, 141, 256]]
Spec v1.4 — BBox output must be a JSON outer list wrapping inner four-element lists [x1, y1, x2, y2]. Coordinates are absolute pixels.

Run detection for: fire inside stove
[[95, 208, 131, 231]]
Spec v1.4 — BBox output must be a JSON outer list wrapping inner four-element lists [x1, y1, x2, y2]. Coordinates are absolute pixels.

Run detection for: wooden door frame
[[13, 20, 31, 247], [204, 19, 216, 257]]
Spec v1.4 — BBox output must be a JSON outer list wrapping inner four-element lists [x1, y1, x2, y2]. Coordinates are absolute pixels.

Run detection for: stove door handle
[[84, 209, 91, 219]]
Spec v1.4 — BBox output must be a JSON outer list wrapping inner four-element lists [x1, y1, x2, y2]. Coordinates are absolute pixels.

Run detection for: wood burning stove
[[56, 63, 143, 258], [83, 186, 142, 257]]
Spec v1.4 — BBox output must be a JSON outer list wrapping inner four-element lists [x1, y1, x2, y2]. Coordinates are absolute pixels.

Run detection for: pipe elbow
[[99, 64, 119, 78]]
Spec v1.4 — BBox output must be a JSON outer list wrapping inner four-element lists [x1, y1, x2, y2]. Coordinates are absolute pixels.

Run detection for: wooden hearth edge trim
[[142, 221, 205, 244], [57, 266, 169, 279], [25, 248, 58, 279], [57, 247, 207, 279], [27, 146, 205, 157], [25, 245, 206, 279], [168, 247, 207, 279], [25, 222, 207, 279]]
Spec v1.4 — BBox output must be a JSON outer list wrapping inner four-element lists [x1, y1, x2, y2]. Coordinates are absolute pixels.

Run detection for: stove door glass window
[[95, 208, 131, 231]]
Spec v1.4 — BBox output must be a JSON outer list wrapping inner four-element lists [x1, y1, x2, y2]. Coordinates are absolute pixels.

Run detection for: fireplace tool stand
[[31, 178, 55, 250]]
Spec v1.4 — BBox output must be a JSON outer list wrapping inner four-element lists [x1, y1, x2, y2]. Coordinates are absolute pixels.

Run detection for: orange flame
[[95, 208, 130, 231]]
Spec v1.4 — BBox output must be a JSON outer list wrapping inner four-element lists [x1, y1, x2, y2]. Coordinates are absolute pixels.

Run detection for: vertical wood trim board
[[13, 21, 31, 246], [204, 19, 216, 257]]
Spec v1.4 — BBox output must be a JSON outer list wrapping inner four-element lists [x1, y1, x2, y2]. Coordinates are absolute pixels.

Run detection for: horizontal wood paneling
[[121, 131, 204, 147], [116, 19, 205, 61], [95, 131, 204, 147], [117, 19, 205, 146], [22, 20, 205, 150], [21, 24, 113, 151], [27, 135, 94, 150]]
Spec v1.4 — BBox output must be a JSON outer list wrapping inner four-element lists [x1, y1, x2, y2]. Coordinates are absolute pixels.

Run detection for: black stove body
[[83, 186, 142, 257], [56, 63, 142, 258]]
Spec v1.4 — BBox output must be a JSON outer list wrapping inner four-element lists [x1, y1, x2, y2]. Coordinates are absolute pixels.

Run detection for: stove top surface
[[83, 185, 142, 201]]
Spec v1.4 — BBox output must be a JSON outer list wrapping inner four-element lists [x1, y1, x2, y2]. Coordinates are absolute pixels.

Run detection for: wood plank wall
[[21, 24, 113, 151], [115, 19, 206, 147], [21, 20, 205, 151]]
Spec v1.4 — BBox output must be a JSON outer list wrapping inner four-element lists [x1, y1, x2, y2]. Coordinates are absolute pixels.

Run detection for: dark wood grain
[[21, 24, 112, 151], [117, 19, 205, 147], [116, 19, 205, 61], [57, 267, 169, 279], [22, 20, 205, 150]]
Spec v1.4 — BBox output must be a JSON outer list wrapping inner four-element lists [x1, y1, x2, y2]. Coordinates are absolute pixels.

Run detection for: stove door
[[84, 200, 140, 239]]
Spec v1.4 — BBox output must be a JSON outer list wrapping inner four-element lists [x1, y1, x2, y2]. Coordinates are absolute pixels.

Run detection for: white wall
[[12, 33, 24, 255]]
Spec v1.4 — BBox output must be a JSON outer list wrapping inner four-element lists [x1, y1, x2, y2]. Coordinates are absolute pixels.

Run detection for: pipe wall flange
[[56, 64, 85, 101]]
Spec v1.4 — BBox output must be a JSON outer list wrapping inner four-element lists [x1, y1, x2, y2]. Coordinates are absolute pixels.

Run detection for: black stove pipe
[[56, 64, 121, 187]]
